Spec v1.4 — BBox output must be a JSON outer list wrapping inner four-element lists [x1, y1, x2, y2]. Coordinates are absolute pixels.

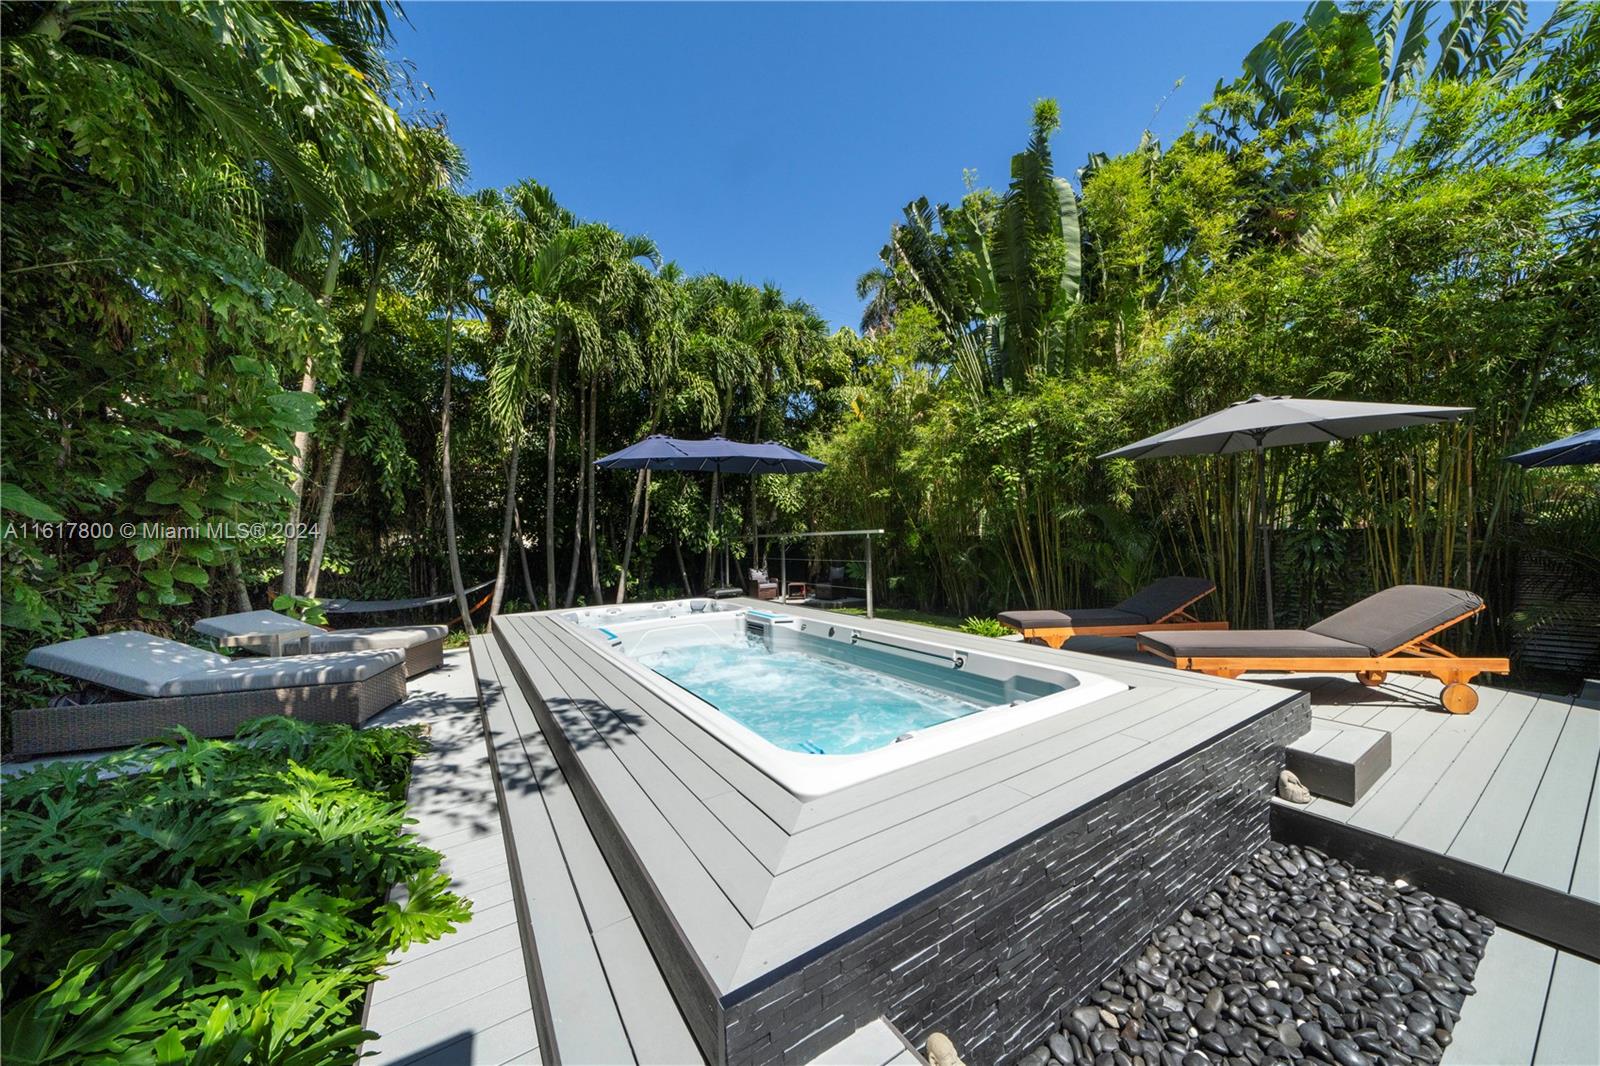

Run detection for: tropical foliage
[[2, 0, 1597, 722], [822, 0, 1599, 673], [0, 719, 468, 1064]]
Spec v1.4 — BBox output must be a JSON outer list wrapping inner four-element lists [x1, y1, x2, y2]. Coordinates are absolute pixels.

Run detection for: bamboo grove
[[3, 0, 1597, 705]]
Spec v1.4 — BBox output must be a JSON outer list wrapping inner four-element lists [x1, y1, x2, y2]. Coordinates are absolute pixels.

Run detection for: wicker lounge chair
[[195, 610, 447, 677], [1137, 584, 1510, 714], [10, 631, 407, 758], [746, 568, 779, 601], [998, 576, 1225, 649]]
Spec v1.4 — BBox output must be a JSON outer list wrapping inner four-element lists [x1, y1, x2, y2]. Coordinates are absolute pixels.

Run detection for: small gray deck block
[[807, 1017, 926, 1066], [1286, 720, 1392, 805]]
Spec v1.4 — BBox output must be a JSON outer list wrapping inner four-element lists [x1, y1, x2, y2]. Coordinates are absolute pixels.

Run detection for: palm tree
[[855, 265, 897, 335], [413, 190, 487, 635], [614, 263, 689, 601], [304, 127, 467, 597], [484, 184, 660, 614]]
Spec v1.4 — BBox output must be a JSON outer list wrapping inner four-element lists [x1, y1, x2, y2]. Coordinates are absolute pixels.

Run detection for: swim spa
[[561, 597, 739, 629], [584, 608, 1127, 799], [478, 598, 1308, 1066]]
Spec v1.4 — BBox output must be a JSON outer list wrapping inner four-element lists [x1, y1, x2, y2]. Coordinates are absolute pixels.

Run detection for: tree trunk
[[562, 382, 587, 607], [489, 430, 523, 619], [702, 398, 732, 589], [305, 242, 384, 597], [283, 222, 346, 597], [749, 406, 764, 574], [586, 383, 603, 603], [674, 537, 692, 596], [614, 396, 665, 603], [514, 503, 537, 609], [544, 352, 560, 608], [228, 555, 252, 613], [439, 310, 475, 634]]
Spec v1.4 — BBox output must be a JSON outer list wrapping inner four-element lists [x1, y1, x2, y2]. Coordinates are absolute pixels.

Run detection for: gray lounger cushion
[[161, 649, 404, 696], [24, 631, 403, 698], [1000, 576, 1215, 631], [1139, 629, 1369, 660], [1115, 576, 1216, 623], [25, 631, 231, 698], [306, 625, 448, 654], [1307, 584, 1483, 656], [999, 608, 1145, 630]]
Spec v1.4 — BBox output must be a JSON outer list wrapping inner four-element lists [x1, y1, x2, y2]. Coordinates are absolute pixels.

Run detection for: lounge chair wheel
[[1441, 683, 1478, 715], [1356, 670, 1387, 687]]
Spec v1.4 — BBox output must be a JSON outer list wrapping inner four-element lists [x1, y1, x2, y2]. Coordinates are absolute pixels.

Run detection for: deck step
[[471, 635, 705, 1066], [1286, 718, 1392, 804], [808, 1016, 927, 1065]]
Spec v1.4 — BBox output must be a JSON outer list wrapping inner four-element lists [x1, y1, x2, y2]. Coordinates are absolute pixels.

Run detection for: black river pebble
[[1018, 844, 1489, 1066]]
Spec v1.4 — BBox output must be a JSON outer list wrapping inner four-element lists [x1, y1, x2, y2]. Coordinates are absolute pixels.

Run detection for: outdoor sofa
[[11, 631, 407, 758], [1137, 584, 1510, 714], [999, 576, 1225, 648], [195, 610, 447, 677]]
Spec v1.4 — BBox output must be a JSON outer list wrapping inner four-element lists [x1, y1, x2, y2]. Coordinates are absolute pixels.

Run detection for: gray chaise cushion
[[999, 608, 1145, 630], [1307, 585, 1483, 656], [24, 631, 230, 698], [162, 649, 404, 696], [307, 625, 448, 654], [1139, 629, 1369, 660], [1115, 576, 1216, 623], [24, 631, 404, 697]]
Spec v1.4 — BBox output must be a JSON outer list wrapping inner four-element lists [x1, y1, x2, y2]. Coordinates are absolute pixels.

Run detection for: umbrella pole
[[1258, 446, 1274, 629]]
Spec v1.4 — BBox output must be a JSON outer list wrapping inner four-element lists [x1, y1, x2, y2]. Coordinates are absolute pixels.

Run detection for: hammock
[[322, 578, 496, 615]]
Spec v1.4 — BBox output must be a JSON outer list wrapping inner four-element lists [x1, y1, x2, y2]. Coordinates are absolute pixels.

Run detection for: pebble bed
[[1018, 843, 1492, 1066]]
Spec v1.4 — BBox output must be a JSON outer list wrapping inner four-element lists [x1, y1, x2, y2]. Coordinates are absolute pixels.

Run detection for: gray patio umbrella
[[1099, 395, 1472, 626]]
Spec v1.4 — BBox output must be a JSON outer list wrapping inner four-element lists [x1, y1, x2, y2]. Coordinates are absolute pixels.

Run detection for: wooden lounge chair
[[11, 631, 407, 758], [1137, 584, 1510, 714], [998, 576, 1226, 649]]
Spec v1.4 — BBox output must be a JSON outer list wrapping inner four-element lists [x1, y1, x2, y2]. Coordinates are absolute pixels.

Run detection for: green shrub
[[0, 718, 471, 1064], [959, 616, 1014, 638]]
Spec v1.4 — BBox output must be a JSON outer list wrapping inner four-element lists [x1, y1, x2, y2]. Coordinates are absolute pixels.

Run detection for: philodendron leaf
[[0, 484, 65, 523]]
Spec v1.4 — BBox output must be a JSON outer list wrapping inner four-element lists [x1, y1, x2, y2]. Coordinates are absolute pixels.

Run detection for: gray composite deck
[[1249, 670, 1598, 1066], [1444, 926, 1599, 1066], [472, 632, 703, 1066], [1280, 673, 1599, 902], [486, 599, 1302, 1004], [361, 650, 540, 1066]]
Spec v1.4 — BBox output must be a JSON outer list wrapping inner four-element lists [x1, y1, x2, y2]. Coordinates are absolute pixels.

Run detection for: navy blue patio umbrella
[[594, 434, 825, 474], [595, 435, 825, 593], [1504, 428, 1600, 468]]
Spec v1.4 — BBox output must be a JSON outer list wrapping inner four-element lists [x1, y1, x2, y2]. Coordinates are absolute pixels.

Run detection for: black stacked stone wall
[[723, 696, 1310, 1066]]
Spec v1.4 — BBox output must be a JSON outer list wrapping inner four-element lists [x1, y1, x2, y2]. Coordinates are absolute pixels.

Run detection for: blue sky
[[392, 2, 1299, 330]]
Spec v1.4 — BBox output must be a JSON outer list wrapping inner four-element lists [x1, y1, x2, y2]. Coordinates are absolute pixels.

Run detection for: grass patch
[[1, 718, 470, 1064], [831, 605, 967, 631]]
